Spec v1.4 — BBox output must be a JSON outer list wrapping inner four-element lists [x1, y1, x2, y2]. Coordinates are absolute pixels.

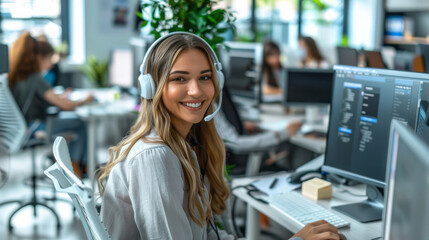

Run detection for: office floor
[[0, 146, 86, 240]]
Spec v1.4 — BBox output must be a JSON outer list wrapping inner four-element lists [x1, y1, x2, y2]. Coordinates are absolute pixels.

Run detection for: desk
[[232, 173, 382, 240], [75, 90, 136, 185], [258, 103, 327, 154]]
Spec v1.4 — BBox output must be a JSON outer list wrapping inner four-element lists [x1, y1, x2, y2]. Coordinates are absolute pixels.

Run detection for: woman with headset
[[97, 33, 341, 240]]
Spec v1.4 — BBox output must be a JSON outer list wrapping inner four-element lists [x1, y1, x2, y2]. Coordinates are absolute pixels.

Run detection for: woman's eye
[[172, 77, 186, 82], [200, 75, 212, 81]]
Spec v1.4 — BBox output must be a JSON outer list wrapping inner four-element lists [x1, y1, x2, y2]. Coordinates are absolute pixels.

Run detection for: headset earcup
[[138, 74, 156, 99], [216, 70, 224, 90]]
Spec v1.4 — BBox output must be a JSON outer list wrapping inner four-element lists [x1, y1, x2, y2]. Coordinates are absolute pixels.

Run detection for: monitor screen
[[221, 42, 263, 101], [282, 68, 334, 107], [109, 48, 134, 88], [323, 66, 427, 187], [322, 66, 429, 222], [383, 119, 429, 240], [385, 15, 405, 39]]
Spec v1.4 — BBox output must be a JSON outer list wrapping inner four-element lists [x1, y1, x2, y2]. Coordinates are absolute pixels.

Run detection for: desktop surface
[[232, 173, 383, 240]]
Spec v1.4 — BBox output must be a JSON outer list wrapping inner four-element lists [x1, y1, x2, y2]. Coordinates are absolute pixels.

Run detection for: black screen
[[283, 68, 334, 106], [323, 66, 427, 187]]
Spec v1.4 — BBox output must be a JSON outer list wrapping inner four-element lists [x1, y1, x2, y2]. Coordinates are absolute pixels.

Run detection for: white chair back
[[45, 137, 110, 240], [0, 74, 26, 154]]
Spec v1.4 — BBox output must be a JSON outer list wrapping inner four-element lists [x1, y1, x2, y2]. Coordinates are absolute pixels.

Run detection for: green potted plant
[[82, 55, 108, 88], [137, 0, 236, 53]]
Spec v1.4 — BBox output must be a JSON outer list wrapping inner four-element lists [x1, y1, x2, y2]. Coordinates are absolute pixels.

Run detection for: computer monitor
[[322, 65, 429, 223], [282, 68, 334, 107], [108, 48, 134, 89], [220, 42, 263, 103], [0, 44, 8, 74], [336, 46, 358, 67], [383, 119, 429, 240]]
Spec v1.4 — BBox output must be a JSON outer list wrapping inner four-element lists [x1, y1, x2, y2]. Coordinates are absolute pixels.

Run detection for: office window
[[0, 0, 62, 47], [300, 0, 344, 63], [229, 0, 298, 43]]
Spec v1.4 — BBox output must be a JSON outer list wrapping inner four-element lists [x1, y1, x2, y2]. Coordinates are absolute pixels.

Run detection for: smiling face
[[162, 48, 215, 137]]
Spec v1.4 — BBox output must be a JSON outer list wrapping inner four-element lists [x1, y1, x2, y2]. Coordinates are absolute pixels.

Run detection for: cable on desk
[[231, 184, 269, 238]]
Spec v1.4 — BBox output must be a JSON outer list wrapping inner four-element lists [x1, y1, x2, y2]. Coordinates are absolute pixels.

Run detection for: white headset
[[138, 32, 224, 122]]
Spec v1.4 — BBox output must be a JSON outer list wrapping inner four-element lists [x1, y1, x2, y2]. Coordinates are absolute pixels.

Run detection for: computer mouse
[[287, 169, 321, 184]]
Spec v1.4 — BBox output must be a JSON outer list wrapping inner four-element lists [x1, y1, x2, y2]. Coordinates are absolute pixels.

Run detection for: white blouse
[[100, 130, 235, 240], [214, 109, 289, 153]]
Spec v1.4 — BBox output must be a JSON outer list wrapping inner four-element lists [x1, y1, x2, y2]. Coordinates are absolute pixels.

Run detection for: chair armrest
[[46, 106, 60, 116]]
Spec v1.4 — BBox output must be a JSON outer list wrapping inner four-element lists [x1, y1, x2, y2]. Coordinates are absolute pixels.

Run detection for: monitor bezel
[[383, 119, 429, 239]]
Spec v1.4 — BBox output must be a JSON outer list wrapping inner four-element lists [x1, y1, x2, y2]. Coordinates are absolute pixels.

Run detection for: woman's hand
[[286, 121, 303, 136], [291, 220, 342, 240]]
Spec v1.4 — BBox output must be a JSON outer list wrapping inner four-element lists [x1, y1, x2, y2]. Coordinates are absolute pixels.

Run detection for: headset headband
[[139, 31, 222, 74]]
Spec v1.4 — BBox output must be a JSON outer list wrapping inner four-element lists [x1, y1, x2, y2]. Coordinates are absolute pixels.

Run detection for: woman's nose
[[187, 79, 202, 96]]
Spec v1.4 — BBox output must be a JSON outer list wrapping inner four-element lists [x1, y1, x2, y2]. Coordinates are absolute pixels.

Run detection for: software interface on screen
[[324, 66, 425, 185], [283, 69, 333, 106]]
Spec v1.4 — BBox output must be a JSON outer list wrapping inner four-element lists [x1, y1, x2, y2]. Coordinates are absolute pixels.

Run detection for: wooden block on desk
[[302, 177, 332, 200]]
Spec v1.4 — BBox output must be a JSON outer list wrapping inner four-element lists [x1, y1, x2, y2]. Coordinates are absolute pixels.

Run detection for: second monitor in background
[[108, 48, 134, 91], [219, 42, 263, 104], [282, 68, 334, 123]]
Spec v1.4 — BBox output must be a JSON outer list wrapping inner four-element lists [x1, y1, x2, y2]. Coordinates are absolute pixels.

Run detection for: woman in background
[[262, 40, 283, 95], [9, 31, 93, 177], [298, 36, 330, 69]]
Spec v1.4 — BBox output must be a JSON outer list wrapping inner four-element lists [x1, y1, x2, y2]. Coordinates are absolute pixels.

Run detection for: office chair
[[221, 86, 281, 176], [45, 137, 110, 240], [336, 46, 359, 66], [0, 75, 61, 232], [364, 50, 387, 69], [412, 55, 426, 73], [416, 44, 429, 73]]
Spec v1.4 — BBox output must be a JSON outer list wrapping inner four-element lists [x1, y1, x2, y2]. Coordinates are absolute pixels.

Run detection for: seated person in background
[[36, 33, 62, 87], [298, 36, 330, 69], [262, 40, 283, 95], [216, 86, 303, 172], [97, 32, 340, 240], [8, 31, 93, 177]]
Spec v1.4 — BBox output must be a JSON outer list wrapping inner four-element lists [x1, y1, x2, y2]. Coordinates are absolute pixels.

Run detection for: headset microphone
[[204, 93, 223, 122]]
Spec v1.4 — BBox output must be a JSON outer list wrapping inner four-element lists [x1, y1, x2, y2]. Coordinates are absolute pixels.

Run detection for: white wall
[[84, 0, 140, 61], [386, 0, 429, 12]]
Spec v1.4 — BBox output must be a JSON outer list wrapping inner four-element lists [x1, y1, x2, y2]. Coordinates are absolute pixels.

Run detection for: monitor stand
[[332, 185, 384, 223]]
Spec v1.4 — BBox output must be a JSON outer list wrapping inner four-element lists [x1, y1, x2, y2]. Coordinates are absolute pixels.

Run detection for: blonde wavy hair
[[97, 34, 229, 227]]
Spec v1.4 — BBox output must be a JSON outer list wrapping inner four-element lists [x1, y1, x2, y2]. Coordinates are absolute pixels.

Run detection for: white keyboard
[[268, 192, 350, 229]]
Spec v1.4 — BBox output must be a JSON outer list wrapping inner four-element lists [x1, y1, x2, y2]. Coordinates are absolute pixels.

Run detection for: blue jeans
[[29, 116, 87, 166]]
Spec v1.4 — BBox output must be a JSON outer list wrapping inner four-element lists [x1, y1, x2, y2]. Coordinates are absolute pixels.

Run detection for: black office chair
[[0, 75, 62, 232]]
